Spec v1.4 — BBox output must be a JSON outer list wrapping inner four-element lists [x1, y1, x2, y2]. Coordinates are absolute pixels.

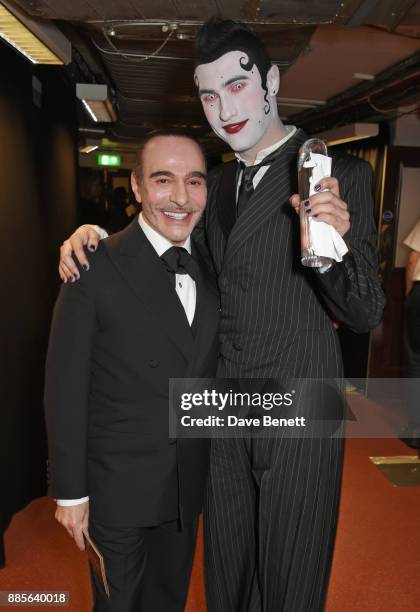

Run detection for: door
[[368, 146, 420, 378]]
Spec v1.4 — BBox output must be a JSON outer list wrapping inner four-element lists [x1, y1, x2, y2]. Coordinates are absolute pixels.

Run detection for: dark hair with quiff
[[194, 18, 272, 95]]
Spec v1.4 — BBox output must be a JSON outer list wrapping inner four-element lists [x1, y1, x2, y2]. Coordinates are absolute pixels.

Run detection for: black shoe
[[399, 426, 420, 449]]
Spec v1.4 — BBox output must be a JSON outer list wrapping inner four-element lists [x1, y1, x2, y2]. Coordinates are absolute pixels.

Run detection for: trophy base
[[301, 253, 333, 268]]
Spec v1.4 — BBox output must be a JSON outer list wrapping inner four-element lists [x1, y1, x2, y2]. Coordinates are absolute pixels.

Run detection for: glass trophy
[[298, 138, 333, 268]]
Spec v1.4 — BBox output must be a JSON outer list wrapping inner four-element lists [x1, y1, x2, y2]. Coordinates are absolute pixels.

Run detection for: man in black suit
[[45, 133, 219, 612], [58, 19, 385, 612]]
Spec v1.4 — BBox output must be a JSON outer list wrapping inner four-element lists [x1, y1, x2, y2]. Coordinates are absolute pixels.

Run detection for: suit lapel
[[216, 160, 238, 240], [186, 241, 220, 377], [222, 129, 308, 266], [104, 218, 195, 363]]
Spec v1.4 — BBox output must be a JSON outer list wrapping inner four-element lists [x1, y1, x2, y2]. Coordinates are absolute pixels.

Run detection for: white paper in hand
[[303, 153, 348, 262]]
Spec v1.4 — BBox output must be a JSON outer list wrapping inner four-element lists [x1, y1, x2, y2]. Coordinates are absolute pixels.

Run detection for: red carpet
[[1, 399, 419, 610], [326, 436, 420, 612]]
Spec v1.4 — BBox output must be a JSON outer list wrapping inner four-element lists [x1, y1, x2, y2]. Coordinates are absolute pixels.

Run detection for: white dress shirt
[[138, 213, 196, 325], [57, 213, 196, 507], [235, 125, 297, 190]]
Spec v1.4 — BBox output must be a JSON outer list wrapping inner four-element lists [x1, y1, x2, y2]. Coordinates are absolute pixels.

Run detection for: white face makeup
[[195, 50, 277, 155]]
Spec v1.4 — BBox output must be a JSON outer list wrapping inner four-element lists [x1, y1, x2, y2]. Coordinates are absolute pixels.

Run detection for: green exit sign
[[98, 153, 121, 167]]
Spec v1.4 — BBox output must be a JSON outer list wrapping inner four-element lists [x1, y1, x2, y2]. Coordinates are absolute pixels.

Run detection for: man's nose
[[170, 180, 188, 207], [219, 94, 235, 123]]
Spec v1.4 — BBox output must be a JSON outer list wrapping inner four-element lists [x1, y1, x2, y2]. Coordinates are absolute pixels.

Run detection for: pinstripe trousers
[[204, 435, 344, 612]]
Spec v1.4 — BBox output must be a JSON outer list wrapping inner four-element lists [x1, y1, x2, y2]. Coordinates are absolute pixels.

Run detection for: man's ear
[[130, 170, 142, 204], [266, 64, 280, 97]]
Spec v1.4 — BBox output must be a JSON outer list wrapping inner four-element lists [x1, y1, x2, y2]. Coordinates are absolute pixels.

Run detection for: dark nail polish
[[69, 276, 74, 282], [314, 184, 321, 192], [306, 208, 312, 214], [88, 245, 96, 252], [83, 264, 89, 271], [303, 199, 310, 207]]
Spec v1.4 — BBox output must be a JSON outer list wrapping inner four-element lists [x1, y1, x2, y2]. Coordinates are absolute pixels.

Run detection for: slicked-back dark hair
[[194, 18, 272, 93], [134, 130, 206, 182]]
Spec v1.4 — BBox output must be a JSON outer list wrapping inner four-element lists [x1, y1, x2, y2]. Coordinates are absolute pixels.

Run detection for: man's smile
[[161, 210, 193, 222], [222, 120, 248, 134]]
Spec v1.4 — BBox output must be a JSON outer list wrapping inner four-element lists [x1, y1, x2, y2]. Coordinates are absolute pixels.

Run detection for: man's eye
[[189, 180, 202, 186], [230, 82, 246, 93], [203, 93, 217, 103], [157, 178, 170, 184]]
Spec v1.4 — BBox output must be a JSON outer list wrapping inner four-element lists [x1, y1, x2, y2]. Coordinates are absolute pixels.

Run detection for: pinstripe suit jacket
[[203, 128, 385, 380]]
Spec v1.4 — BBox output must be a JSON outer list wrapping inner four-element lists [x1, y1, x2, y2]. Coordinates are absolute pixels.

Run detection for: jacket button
[[149, 359, 159, 368], [233, 342, 243, 351]]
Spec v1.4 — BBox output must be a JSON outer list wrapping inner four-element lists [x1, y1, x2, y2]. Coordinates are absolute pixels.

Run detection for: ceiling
[[8, 0, 420, 154]]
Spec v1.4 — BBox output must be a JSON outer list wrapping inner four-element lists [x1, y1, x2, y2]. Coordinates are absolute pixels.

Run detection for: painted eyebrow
[[224, 75, 250, 87], [149, 170, 207, 180], [198, 75, 250, 96]]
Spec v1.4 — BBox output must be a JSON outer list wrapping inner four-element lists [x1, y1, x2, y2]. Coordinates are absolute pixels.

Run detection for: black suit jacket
[[45, 218, 220, 527], [202, 128, 385, 380]]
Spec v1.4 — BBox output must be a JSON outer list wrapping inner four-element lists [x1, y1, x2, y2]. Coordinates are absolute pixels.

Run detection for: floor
[[1, 395, 419, 611]]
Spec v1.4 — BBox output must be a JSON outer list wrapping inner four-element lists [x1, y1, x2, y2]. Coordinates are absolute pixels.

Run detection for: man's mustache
[[159, 207, 198, 214]]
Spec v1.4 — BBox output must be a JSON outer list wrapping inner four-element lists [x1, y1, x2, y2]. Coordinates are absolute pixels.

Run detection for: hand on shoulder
[[59, 225, 102, 283]]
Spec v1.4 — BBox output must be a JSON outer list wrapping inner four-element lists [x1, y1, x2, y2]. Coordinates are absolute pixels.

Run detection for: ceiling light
[[76, 84, 117, 123], [279, 97, 326, 109], [79, 144, 99, 154], [0, 0, 71, 64], [316, 122, 379, 146], [78, 127, 106, 135], [161, 23, 178, 33], [79, 138, 100, 154], [353, 73, 375, 81]]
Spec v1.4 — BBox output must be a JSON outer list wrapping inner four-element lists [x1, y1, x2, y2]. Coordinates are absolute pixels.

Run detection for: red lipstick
[[223, 120, 248, 134]]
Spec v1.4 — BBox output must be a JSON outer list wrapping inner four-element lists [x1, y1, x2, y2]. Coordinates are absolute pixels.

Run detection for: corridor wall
[[0, 41, 79, 558]]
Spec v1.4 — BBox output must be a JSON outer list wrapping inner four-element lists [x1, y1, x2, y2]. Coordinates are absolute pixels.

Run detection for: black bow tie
[[160, 247, 199, 281], [236, 146, 282, 217]]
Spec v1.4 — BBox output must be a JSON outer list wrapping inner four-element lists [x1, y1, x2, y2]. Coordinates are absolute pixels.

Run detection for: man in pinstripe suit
[[59, 19, 384, 612], [192, 19, 384, 612]]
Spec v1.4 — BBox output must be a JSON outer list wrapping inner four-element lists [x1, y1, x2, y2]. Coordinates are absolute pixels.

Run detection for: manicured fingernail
[[306, 208, 312, 214], [314, 183, 321, 192], [303, 199, 310, 207], [69, 276, 74, 282], [88, 244, 96, 252], [83, 264, 89, 271]]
